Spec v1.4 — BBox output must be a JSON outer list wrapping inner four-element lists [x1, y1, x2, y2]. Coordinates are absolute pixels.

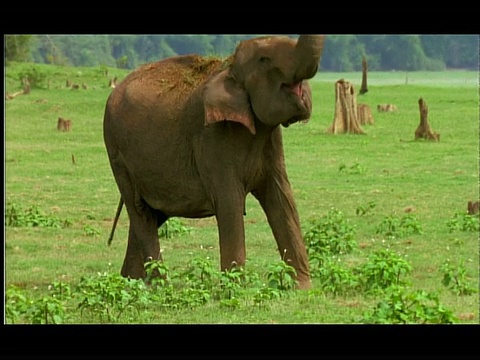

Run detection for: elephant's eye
[[259, 56, 271, 64]]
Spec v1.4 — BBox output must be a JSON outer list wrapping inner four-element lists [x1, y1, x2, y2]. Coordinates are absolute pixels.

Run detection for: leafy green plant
[[356, 249, 411, 293], [314, 257, 360, 296], [17, 65, 47, 88], [304, 209, 357, 257], [440, 260, 477, 296], [339, 162, 367, 175], [83, 225, 100, 237], [356, 201, 377, 216], [362, 285, 457, 324], [27, 295, 67, 324], [253, 287, 281, 307], [265, 257, 297, 291], [144, 258, 171, 287], [159, 218, 192, 238], [376, 213, 423, 238], [76, 272, 150, 323], [5, 202, 63, 228], [183, 257, 221, 291], [5, 285, 30, 324], [446, 211, 479, 232]]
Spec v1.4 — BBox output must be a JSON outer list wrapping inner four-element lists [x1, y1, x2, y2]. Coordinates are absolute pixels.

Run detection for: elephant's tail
[[107, 197, 124, 246]]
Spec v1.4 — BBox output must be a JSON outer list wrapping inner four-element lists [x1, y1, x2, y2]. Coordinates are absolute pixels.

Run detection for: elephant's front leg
[[215, 195, 247, 271], [252, 174, 311, 289]]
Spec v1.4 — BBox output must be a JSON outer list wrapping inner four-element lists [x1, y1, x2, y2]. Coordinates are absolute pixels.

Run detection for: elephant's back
[[120, 55, 224, 99]]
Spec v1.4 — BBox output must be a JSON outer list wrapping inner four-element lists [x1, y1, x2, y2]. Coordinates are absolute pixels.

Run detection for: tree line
[[5, 34, 478, 71]]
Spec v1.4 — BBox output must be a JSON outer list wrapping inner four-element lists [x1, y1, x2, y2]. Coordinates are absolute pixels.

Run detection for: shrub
[[446, 211, 479, 232], [304, 209, 357, 257], [76, 272, 150, 322], [376, 213, 423, 239], [440, 260, 477, 296], [5, 202, 63, 228], [314, 257, 360, 296], [362, 285, 456, 324], [356, 249, 411, 293], [17, 66, 47, 88], [265, 257, 297, 291]]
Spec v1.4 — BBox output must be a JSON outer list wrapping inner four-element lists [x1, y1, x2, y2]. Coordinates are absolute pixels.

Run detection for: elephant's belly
[[141, 184, 214, 218]]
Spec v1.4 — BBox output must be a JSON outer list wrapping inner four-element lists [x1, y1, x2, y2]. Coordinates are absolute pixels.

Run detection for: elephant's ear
[[203, 70, 256, 135]]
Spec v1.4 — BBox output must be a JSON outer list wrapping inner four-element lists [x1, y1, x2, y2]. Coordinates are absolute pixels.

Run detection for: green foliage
[[76, 272, 150, 322], [376, 213, 423, 238], [356, 201, 377, 216], [5, 35, 33, 63], [339, 162, 367, 175], [5, 285, 30, 324], [314, 257, 360, 296], [440, 260, 477, 296], [5, 283, 71, 324], [5, 202, 65, 228], [304, 209, 357, 257], [83, 225, 100, 237], [356, 249, 412, 293], [144, 258, 171, 287], [265, 258, 297, 291], [253, 287, 281, 307], [11, 35, 478, 71], [362, 286, 457, 324], [27, 296, 67, 324], [159, 218, 192, 239], [17, 65, 47, 88], [446, 211, 479, 232]]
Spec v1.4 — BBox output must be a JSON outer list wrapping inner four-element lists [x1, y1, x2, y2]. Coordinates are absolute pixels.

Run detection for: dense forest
[[5, 34, 478, 71]]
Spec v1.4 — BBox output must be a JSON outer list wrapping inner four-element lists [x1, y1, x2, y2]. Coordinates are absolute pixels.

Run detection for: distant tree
[[5, 35, 34, 63], [165, 35, 215, 56], [320, 35, 365, 71]]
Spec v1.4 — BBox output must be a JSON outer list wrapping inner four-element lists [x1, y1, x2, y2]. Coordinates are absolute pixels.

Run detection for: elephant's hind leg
[[121, 203, 166, 279], [109, 160, 166, 279]]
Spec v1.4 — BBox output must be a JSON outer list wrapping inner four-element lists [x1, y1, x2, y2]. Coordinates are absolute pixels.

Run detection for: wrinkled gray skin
[[104, 35, 324, 289]]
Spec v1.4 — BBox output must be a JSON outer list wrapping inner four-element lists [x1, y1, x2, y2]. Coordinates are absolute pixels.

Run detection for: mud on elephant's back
[[131, 55, 227, 97]]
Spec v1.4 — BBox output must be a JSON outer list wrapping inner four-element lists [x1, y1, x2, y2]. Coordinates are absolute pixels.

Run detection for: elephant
[[103, 34, 325, 289]]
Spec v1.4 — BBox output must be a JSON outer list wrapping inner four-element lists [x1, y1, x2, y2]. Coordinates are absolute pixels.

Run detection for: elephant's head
[[204, 35, 325, 135]]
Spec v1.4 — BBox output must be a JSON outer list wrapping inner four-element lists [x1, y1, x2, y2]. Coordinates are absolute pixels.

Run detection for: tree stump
[[109, 76, 117, 88], [57, 117, 72, 132], [414, 98, 440, 141], [359, 56, 368, 95], [357, 104, 374, 125], [327, 79, 365, 134], [467, 201, 479, 215]]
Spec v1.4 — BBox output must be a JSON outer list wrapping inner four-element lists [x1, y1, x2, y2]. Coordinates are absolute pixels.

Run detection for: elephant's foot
[[121, 258, 147, 279], [295, 271, 311, 290]]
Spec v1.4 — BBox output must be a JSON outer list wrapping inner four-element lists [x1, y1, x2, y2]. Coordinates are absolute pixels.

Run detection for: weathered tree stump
[[57, 117, 72, 132], [467, 200, 479, 215], [414, 98, 440, 141], [109, 76, 117, 88], [327, 79, 365, 134], [357, 104, 374, 125], [359, 56, 368, 95], [377, 104, 398, 112]]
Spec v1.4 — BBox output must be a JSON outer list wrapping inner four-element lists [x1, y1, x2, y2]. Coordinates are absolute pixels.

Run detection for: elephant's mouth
[[281, 81, 303, 97], [280, 81, 310, 128]]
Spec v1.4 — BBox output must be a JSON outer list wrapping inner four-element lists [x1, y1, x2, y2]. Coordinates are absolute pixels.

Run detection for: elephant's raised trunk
[[294, 35, 325, 81]]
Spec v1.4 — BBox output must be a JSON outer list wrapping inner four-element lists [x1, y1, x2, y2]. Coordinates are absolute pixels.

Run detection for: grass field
[[4, 62, 479, 324]]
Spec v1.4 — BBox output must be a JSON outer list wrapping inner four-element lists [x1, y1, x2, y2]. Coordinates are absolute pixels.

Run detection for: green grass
[[5, 63, 479, 323]]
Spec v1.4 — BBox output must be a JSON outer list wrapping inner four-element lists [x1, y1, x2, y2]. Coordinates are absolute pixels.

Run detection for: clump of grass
[[5, 202, 70, 228], [376, 213, 423, 239]]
